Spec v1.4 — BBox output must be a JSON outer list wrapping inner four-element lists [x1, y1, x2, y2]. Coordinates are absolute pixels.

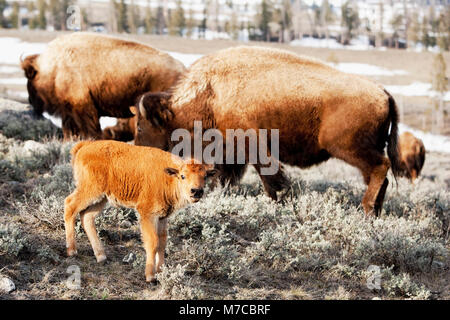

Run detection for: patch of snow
[[291, 36, 373, 51], [0, 37, 47, 65], [334, 63, 408, 77], [0, 65, 22, 74], [100, 117, 117, 129], [385, 82, 450, 101], [43, 113, 117, 131], [0, 77, 27, 85], [166, 51, 203, 67]]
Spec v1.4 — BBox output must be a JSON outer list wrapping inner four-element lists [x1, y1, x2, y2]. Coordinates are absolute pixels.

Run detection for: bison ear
[[21, 54, 39, 80], [164, 167, 179, 176], [138, 92, 173, 129]]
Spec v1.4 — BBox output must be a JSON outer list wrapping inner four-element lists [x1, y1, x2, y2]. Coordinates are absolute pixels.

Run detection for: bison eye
[[137, 127, 143, 133], [181, 175, 185, 180]]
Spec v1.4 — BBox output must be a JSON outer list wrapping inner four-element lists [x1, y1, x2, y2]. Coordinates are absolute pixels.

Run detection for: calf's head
[[165, 159, 216, 203], [134, 92, 173, 150]]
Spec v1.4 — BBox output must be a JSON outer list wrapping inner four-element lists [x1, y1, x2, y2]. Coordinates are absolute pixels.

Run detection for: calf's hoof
[[146, 277, 158, 286], [96, 255, 107, 264], [67, 248, 78, 257]]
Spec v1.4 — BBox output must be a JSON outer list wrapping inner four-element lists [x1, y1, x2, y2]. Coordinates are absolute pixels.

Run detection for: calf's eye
[[181, 175, 185, 180]]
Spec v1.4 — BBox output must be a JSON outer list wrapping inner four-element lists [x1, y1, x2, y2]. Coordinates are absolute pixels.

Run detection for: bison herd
[[20, 33, 426, 283]]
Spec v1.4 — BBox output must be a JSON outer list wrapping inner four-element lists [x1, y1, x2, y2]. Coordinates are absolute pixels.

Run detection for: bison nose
[[191, 188, 204, 198]]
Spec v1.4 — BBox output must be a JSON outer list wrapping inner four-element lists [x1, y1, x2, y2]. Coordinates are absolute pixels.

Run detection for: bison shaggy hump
[[21, 32, 186, 140]]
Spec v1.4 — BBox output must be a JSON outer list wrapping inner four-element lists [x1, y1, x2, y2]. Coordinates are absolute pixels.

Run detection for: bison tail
[[385, 89, 402, 178], [70, 141, 91, 164], [20, 54, 39, 80]]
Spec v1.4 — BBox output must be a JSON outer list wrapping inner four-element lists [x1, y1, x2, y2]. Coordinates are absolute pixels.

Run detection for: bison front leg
[[139, 213, 159, 284]]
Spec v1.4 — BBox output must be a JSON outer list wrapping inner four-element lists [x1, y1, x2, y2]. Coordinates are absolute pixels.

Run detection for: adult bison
[[398, 131, 425, 182], [135, 46, 402, 216], [21, 32, 186, 140]]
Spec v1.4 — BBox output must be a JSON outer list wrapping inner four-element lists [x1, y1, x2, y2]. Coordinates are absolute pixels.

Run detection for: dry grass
[[0, 100, 448, 300]]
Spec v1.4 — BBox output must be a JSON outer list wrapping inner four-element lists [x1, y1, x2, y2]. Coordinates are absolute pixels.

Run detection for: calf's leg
[[156, 217, 168, 273], [139, 212, 159, 283], [80, 198, 107, 263], [64, 189, 103, 257]]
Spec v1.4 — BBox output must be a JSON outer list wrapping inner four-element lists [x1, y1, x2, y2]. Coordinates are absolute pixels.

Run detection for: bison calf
[[398, 132, 425, 182], [65, 140, 215, 283]]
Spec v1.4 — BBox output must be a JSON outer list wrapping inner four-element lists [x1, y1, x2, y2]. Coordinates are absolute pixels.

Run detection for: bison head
[[164, 159, 216, 203], [21, 54, 45, 116], [134, 92, 174, 150]]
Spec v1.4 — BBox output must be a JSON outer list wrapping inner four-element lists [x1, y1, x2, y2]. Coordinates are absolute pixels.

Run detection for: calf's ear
[[164, 167, 179, 176], [137, 92, 173, 129]]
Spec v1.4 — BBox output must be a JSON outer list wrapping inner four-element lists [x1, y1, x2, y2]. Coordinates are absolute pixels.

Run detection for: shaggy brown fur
[[21, 32, 185, 140], [65, 140, 215, 283], [398, 131, 426, 182], [136, 46, 402, 216]]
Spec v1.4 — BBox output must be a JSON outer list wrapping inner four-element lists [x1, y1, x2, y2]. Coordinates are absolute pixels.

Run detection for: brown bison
[[21, 32, 186, 140], [134, 46, 403, 217], [65, 140, 215, 283], [398, 131, 425, 182]]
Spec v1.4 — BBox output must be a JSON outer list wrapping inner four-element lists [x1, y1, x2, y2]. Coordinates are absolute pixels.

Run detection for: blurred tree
[[258, 0, 272, 41], [155, 5, 166, 35], [321, 0, 334, 40], [169, 0, 186, 36], [0, 0, 6, 28], [36, 0, 47, 30], [390, 14, 403, 49], [144, 0, 154, 34], [186, 7, 195, 38], [341, 1, 359, 44], [127, 0, 139, 34], [109, 0, 118, 33], [407, 11, 420, 48], [421, 16, 431, 49], [375, 1, 384, 47], [431, 52, 448, 133], [81, 7, 89, 31], [27, 0, 37, 29], [117, 0, 129, 33], [227, 11, 239, 40], [279, 0, 292, 43], [49, 0, 62, 30], [436, 9, 450, 51], [10, 1, 20, 29]]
